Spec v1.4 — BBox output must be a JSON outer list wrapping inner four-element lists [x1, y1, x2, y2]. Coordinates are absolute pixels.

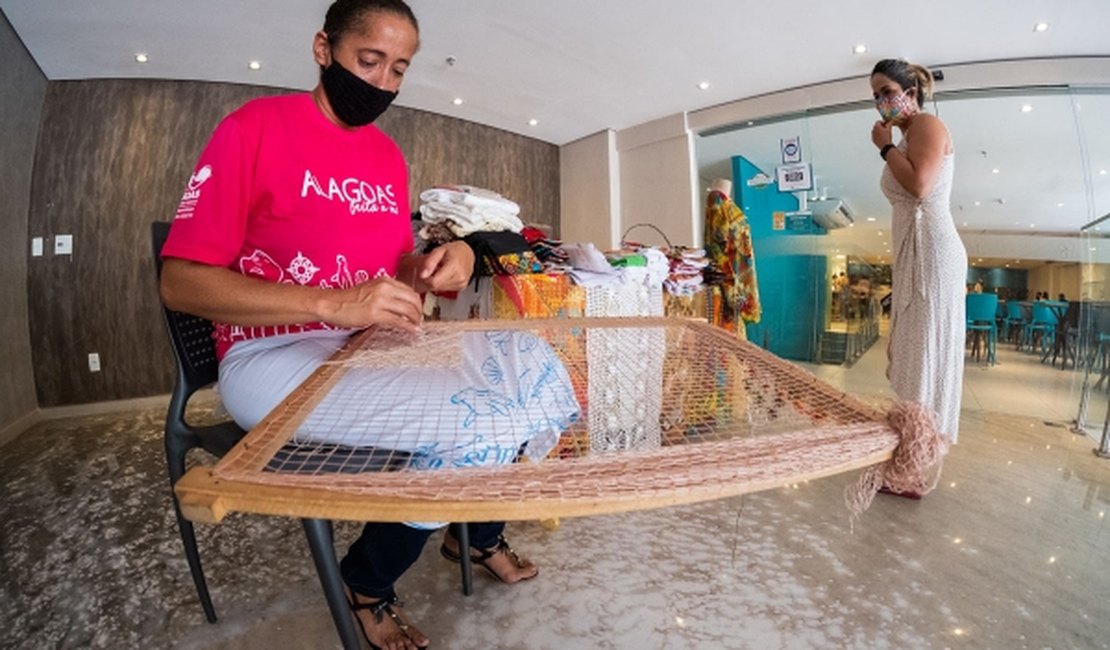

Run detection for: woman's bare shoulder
[[907, 113, 953, 153]]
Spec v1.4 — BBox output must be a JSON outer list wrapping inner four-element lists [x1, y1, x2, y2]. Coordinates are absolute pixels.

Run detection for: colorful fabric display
[[463, 230, 541, 276], [704, 189, 761, 329]]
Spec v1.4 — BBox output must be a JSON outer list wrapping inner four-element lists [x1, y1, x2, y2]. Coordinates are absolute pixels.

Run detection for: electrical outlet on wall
[[55, 234, 74, 256], [88, 353, 101, 373]]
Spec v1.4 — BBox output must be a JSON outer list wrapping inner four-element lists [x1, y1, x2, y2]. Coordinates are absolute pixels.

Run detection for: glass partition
[[695, 85, 1110, 436], [1073, 87, 1110, 450]]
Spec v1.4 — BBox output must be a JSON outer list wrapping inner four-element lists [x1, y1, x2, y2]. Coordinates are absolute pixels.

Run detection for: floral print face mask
[[876, 90, 916, 122]]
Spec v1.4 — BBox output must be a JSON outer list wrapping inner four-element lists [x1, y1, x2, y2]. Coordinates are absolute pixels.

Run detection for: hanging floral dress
[[705, 189, 761, 333]]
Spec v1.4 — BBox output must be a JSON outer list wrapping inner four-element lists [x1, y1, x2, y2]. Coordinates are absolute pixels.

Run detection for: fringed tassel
[[845, 401, 950, 525]]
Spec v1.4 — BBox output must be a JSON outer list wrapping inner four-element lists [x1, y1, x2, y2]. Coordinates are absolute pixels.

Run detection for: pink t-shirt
[[162, 93, 413, 359]]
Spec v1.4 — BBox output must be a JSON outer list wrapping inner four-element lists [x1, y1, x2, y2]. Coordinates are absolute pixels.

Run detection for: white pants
[[218, 329, 578, 470]]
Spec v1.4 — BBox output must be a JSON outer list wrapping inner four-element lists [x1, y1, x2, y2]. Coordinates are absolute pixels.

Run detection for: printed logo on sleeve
[[174, 165, 213, 220], [300, 169, 399, 216]]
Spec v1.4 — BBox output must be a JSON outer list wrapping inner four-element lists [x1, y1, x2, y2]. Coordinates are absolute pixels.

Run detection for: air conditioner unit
[[809, 198, 854, 230]]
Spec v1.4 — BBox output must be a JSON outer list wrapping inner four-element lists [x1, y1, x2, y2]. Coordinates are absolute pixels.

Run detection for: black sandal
[[346, 590, 428, 650], [439, 534, 538, 583]]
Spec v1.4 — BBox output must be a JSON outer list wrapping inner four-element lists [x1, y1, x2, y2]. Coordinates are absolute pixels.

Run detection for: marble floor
[[2, 330, 1109, 649]]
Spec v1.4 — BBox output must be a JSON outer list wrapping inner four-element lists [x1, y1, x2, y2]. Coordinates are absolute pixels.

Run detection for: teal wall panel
[[732, 155, 827, 362]]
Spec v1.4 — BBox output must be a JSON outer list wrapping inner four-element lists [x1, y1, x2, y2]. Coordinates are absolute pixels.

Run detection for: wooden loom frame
[[175, 318, 898, 525]]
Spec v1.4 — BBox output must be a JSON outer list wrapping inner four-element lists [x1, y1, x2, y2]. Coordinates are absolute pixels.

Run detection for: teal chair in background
[[1002, 300, 1026, 344], [1024, 301, 1058, 356], [966, 293, 999, 365]]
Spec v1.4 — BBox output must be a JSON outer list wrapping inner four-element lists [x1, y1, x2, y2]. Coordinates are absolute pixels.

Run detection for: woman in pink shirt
[[160, 2, 556, 648]]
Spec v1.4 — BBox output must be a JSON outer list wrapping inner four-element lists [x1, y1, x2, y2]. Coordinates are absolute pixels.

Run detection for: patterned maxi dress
[[881, 141, 967, 443]]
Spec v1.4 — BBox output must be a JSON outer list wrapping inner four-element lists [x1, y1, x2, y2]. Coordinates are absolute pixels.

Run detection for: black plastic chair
[[151, 222, 475, 649], [151, 221, 369, 648]]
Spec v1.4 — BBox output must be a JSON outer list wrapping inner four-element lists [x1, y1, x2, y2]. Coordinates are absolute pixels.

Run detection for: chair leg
[[167, 443, 218, 624], [172, 498, 218, 623], [456, 522, 474, 597], [302, 519, 361, 650]]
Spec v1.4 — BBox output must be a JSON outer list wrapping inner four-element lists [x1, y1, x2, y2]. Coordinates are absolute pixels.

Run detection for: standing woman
[[160, 2, 547, 648], [870, 59, 967, 464]]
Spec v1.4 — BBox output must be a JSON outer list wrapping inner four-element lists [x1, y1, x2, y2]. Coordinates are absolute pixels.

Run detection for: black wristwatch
[[880, 144, 896, 160]]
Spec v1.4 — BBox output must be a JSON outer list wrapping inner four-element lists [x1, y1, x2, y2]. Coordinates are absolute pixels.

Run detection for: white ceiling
[[4, 0, 1110, 262]]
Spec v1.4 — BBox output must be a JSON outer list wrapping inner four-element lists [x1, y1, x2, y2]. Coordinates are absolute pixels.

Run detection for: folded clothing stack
[[521, 225, 571, 272], [419, 185, 524, 237], [664, 247, 709, 297]]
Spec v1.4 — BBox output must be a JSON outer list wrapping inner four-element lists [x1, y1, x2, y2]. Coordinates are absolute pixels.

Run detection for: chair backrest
[[1031, 301, 1059, 326], [151, 222, 220, 394], [966, 293, 999, 323], [1006, 300, 1025, 320]]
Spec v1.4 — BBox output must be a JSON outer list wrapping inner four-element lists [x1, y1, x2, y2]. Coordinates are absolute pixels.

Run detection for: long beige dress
[[881, 141, 967, 443]]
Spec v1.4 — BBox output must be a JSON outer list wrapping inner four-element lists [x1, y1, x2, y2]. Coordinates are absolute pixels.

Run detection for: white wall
[[560, 115, 702, 250], [616, 114, 700, 248], [559, 129, 619, 248]]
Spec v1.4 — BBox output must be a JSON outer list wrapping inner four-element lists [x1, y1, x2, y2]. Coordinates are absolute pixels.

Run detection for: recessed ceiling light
[[1020, 104, 1033, 113], [977, 258, 983, 262], [1029, 223, 1036, 228], [452, 98, 463, 105], [853, 44, 868, 55], [992, 168, 1000, 174], [1057, 202, 1065, 207], [877, 230, 883, 235], [866, 217, 877, 222], [248, 60, 261, 71], [135, 53, 149, 63], [1100, 169, 1108, 175], [1033, 22, 1049, 32], [974, 201, 981, 206], [697, 81, 711, 90], [528, 118, 539, 126]]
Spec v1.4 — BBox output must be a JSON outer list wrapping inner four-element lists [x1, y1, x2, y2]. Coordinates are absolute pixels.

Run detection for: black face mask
[[320, 59, 398, 127]]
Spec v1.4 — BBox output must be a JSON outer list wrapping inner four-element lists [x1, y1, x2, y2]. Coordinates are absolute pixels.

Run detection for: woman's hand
[[403, 241, 476, 293], [322, 276, 425, 332], [871, 120, 894, 150]]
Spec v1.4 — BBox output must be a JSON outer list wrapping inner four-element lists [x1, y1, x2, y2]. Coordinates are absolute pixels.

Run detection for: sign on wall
[[776, 162, 812, 192], [781, 136, 802, 164]]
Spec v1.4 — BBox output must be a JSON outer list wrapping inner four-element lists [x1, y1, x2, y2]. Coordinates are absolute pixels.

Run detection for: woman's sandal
[[345, 588, 429, 650], [439, 533, 538, 583]]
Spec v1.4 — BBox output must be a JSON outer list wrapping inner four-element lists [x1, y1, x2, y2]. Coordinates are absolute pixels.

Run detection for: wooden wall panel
[[26, 79, 559, 406], [380, 106, 561, 226], [0, 9, 48, 434]]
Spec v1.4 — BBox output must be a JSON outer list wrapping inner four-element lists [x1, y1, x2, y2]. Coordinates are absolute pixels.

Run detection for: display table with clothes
[[431, 250, 704, 457]]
